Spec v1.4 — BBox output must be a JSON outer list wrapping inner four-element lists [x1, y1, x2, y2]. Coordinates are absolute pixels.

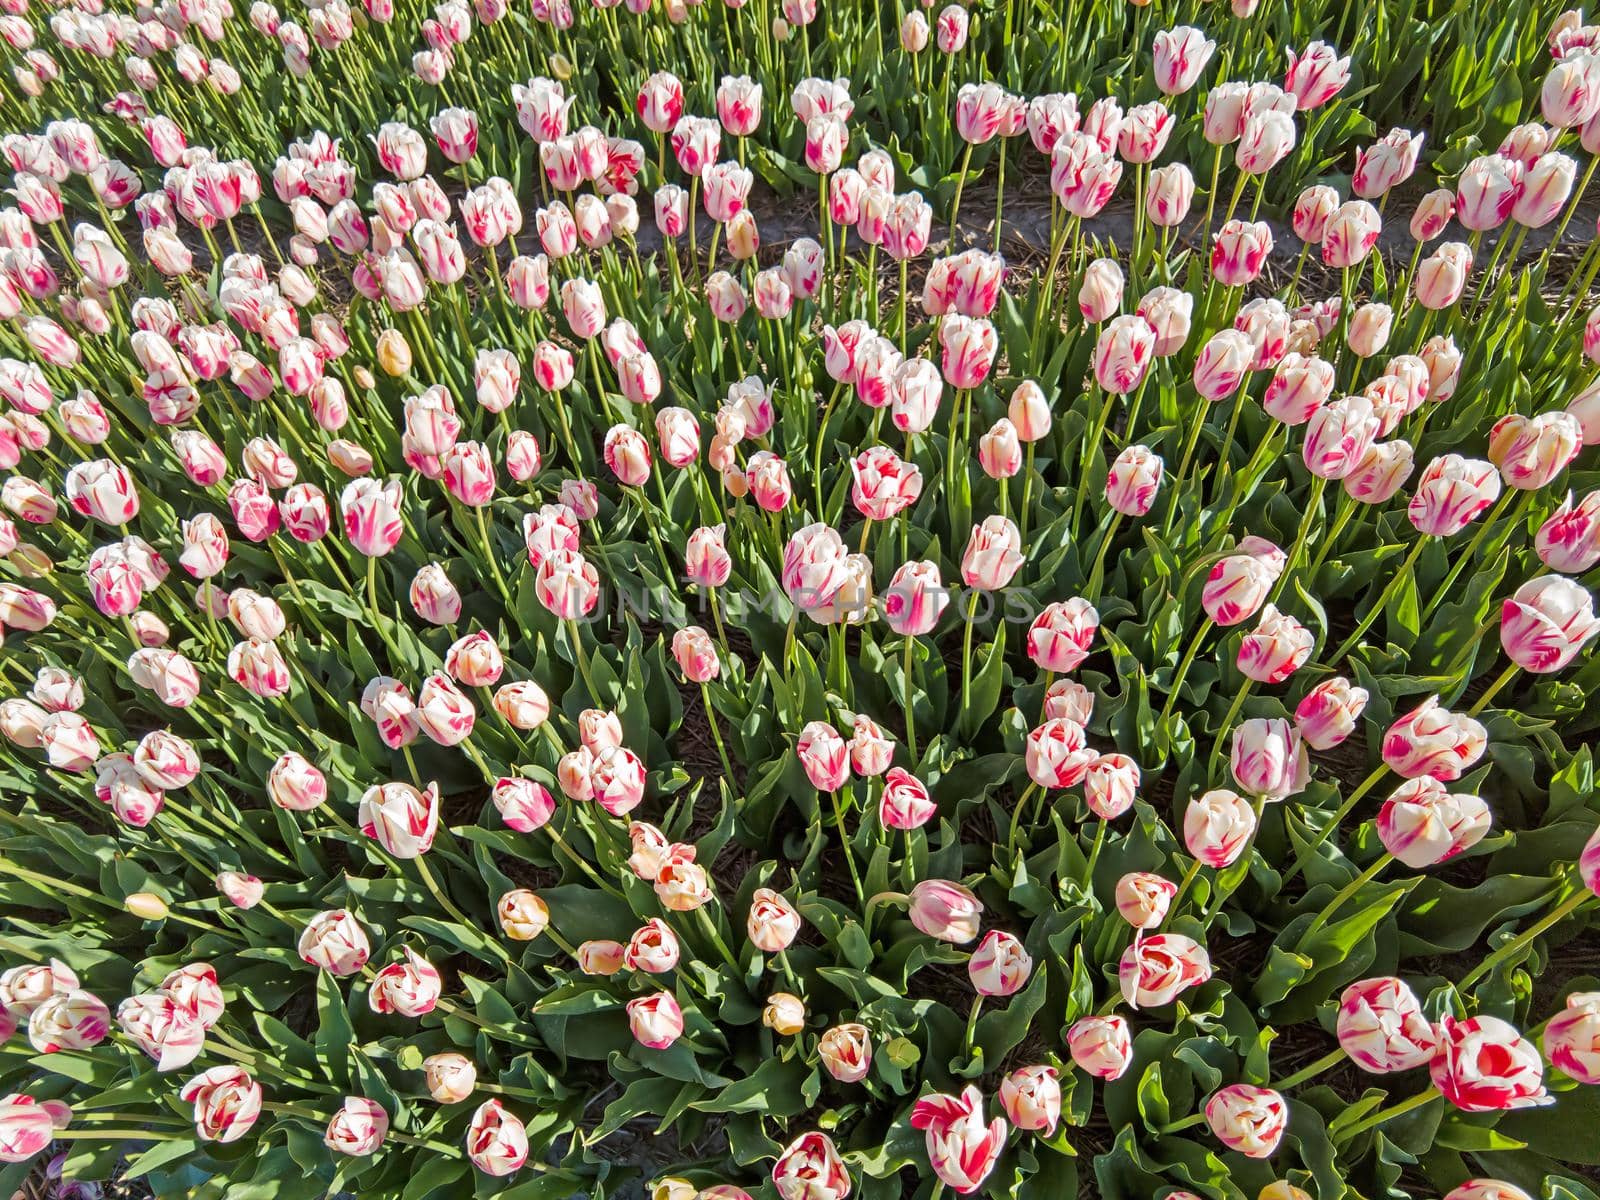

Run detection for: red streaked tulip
[[1025, 717, 1094, 788], [1500, 575, 1600, 673], [1431, 1015, 1552, 1112], [1068, 1014, 1133, 1079], [1535, 490, 1600, 573], [1119, 932, 1211, 1008], [116, 993, 204, 1071], [626, 989, 683, 1050], [625, 918, 681, 973], [1205, 1084, 1287, 1158], [1231, 717, 1308, 800], [1284, 40, 1351, 109], [466, 1099, 528, 1176], [1337, 977, 1438, 1072], [1407, 455, 1502, 536], [999, 1065, 1061, 1135], [1152, 25, 1215, 95], [1382, 696, 1488, 781], [1114, 871, 1177, 928], [180, 1066, 261, 1143], [879, 765, 936, 829]]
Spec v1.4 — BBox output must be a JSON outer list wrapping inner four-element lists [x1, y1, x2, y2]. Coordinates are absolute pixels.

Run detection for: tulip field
[[8, 0, 1600, 1197]]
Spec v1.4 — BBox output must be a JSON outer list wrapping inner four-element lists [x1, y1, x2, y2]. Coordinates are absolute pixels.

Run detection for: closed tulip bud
[[880, 765, 936, 829], [1345, 302, 1392, 357], [1093, 314, 1156, 394], [1118, 100, 1173, 163], [1292, 184, 1340, 243], [796, 720, 850, 791], [1202, 538, 1285, 626], [998, 1065, 1061, 1135], [1205, 1084, 1287, 1158], [1138, 286, 1194, 356], [1430, 1015, 1551, 1112], [961, 514, 1023, 590], [626, 990, 683, 1050], [1192, 328, 1254, 401], [298, 910, 370, 976], [1147, 162, 1195, 226], [1025, 717, 1094, 788], [1078, 257, 1124, 322], [1377, 776, 1491, 866], [1457, 154, 1523, 231], [1026, 597, 1099, 672], [1408, 454, 1502, 536], [1541, 992, 1600, 1084], [812, 1023, 872, 1085], [1212, 219, 1273, 285], [882, 559, 949, 637], [375, 328, 412, 377], [891, 357, 942, 433], [466, 1099, 528, 1176], [977, 419, 1022, 479], [760, 993, 807, 1037], [908, 879, 983, 943], [1008, 380, 1052, 441], [1413, 241, 1472, 309], [1115, 871, 1177, 928], [1284, 40, 1350, 108], [1536, 490, 1600, 573], [705, 271, 748, 322], [125, 892, 170, 922], [845, 715, 893, 777], [1231, 717, 1308, 800], [1489, 411, 1582, 490], [1516, 152, 1577, 226], [1500, 575, 1600, 673]]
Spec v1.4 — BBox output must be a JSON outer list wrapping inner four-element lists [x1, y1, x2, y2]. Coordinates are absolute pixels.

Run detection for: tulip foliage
[[6, 0, 1600, 1199]]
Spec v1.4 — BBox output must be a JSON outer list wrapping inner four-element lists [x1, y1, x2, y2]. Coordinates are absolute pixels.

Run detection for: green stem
[[1303, 852, 1392, 937]]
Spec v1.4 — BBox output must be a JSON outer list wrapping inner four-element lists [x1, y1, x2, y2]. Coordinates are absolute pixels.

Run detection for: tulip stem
[[52, 1129, 182, 1142], [1162, 858, 1204, 930], [1272, 1045, 1347, 1091], [1157, 617, 1215, 730], [1466, 662, 1519, 717], [1456, 887, 1594, 991], [1081, 819, 1106, 891], [566, 618, 603, 705], [700, 681, 737, 783], [1157, 1113, 1207, 1135], [416, 852, 490, 947], [1327, 535, 1429, 664], [1281, 763, 1389, 885], [1421, 489, 1527, 623], [1161, 402, 1208, 537], [698, 903, 744, 972], [1005, 782, 1040, 852], [1334, 1088, 1438, 1143], [829, 783, 867, 904], [1086, 511, 1123, 597], [903, 635, 919, 763], [949, 142, 974, 248], [959, 589, 982, 719], [1307, 491, 1357, 574], [1304, 851, 1393, 937], [963, 994, 983, 1055]]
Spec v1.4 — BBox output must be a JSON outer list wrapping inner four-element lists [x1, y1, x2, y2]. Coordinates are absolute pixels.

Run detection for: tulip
[[909, 1086, 1007, 1194], [771, 1131, 850, 1200], [1231, 718, 1309, 801], [1025, 598, 1099, 672], [1067, 1014, 1133, 1079], [797, 720, 849, 791], [1184, 789, 1258, 868], [1202, 538, 1285, 626], [878, 557, 948, 639], [908, 879, 983, 944], [626, 990, 683, 1050], [961, 515, 1024, 590], [623, 919, 680, 974], [0, 1094, 70, 1164], [1376, 777, 1491, 867], [323, 1097, 387, 1158], [1025, 718, 1094, 788], [850, 446, 923, 520], [818, 1023, 872, 1082], [180, 1066, 261, 1143], [1536, 490, 1600, 573], [1038, 680, 1089, 727], [1457, 154, 1523, 230], [1146, 163, 1195, 226], [1236, 110, 1296, 174], [26, 989, 109, 1053], [1489, 412, 1582, 490], [1382, 696, 1488, 781], [1285, 41, 1351, 108], [746, 888, 801, 952], [880, 766, 936, 829], [1292, 185, 1340, 243], [1153, 25, 1215, 95], [1408, 455, 1502, 537], [116, 994, 204, 1072], [466, 1099, 528, 1176], [1431, 1015, 1552, 1112], [1205, 1084, 1287, 1158], [1500, 575, 1600, 673], [968, 930, 1032, 996], [1105, 444, 1164, 516], [1078, 257, 1124, 322], [999, 1065, 1060, 1135], [1115, 871, 1177, 928], [1210, 218, 1274, 287], [1337, 977, 1439, 1072], [1444, 1185, 1536, 1200], [1092, 315, 1155, 394], [764, 993, 807, 1036], [1119, 933, 1211, 1008], [298, 910, 370, 976]]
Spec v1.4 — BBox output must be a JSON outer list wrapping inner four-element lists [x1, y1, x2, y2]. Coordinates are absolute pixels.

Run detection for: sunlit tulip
[[1119, 932, 1211, 1008], [1431, 1015, 1551, 1112], [1205, 1084, 1287, 1158], [1382, 697, 1488, 781]]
